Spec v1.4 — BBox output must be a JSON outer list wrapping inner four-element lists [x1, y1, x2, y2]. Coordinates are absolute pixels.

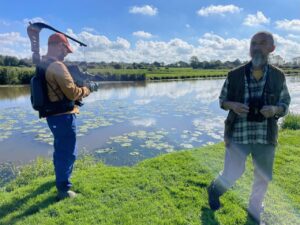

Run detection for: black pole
[[29, 22, 87, 47]]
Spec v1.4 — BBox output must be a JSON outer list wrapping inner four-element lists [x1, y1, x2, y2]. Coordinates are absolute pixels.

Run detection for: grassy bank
[[88, 68, 229, 80], [87, 67, 300, 80], [0, 116, 300, 225], [145, 68, 228, 80], [88, 67, 300, 80], [1, 66, 300, 84]]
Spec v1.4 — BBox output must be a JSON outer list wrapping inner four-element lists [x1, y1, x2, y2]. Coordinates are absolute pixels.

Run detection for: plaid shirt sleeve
[[219, 77, 229, 110], [276, 79, 291, 117]]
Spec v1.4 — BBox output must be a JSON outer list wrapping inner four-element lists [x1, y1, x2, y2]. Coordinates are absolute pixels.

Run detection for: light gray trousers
[[216, 143, 275, 215]]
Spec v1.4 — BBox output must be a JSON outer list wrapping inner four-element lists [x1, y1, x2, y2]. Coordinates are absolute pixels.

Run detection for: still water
[[0, 77, 300, 168]]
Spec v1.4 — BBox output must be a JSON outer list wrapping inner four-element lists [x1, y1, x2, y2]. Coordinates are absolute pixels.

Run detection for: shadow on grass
[[245, 213, 260, 225], [200, 207, 259, 225], [0, 180, 56, 224], [200, 207, 220, 225]]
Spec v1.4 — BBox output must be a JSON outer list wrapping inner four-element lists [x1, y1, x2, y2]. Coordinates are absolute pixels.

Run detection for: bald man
[[207, 31, 290, 224]]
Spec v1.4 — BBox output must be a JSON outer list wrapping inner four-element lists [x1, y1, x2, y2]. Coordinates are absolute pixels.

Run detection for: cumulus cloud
[[0, 32, 30, 58], [129, 5, 158, 16], [133, 31, 153, 39], [64, 31, 132, 62], [133, 38, 194, 63], [286, 34, 300, 40], [272, 34, 300, 61], [243, 11, 270, 26], [82, 27, 97, 33], [275, 19, 300, 32], [197, 5, 242, 16], [60, 26, 300, 63], [74, 31, 130, 50], [197, 33, 250, 61], [61, 31, 300, 63], [1, 28, 299, 63], [23, 17, 46, 25], [0, 32, 28, 46]]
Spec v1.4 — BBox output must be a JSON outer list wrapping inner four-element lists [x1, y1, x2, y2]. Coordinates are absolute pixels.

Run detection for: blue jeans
[[47, 114, 77, 192]]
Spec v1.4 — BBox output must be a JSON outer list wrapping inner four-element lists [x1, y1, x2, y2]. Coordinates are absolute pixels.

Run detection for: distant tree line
[[1, 54, 299, 70], [0, 55, 33, 67], [0, 67, 34, 85], [0, 54, 299, 85], [71, 57, 245, 70], [189, 56, 243, 69]]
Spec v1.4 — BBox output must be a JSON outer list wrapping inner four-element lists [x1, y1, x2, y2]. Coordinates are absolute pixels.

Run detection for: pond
[[0, 77, 299, 173]]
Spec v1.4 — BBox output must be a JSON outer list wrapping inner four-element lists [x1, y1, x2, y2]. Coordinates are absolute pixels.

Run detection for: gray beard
[[252, 53, 268, 67]]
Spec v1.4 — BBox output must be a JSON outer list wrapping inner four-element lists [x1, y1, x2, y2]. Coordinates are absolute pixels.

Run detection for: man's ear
[[269, 45, 275, 53]]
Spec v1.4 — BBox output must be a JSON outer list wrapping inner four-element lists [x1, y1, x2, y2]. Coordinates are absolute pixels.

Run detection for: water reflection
[[0, 77, 299, 170], [0, 86, 30, 100]]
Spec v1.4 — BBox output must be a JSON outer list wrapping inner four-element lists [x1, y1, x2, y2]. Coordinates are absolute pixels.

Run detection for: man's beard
[[251, 51, 268, 67]]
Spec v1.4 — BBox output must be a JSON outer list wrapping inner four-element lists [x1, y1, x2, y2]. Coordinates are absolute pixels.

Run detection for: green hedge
[[0, 67, 35, 85]]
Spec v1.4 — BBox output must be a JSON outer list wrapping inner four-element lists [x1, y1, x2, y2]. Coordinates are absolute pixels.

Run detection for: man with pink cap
[[42, 33, 91, 200]]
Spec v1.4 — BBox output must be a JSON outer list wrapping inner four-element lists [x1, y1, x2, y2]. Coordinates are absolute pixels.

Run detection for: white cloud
[[0, 32, 30, 58], [133, 38, 194, 63], [197, 33, 249, 61], [82, 27, 97, 33], [243, 11, 270, 26], [0, 20, 10, 26], [23, 17, 46, 25], [68, 31, 300, 62], [185, 24, 191, 28], [133, 31, 153, 39], [60, 32, 300, 63], [0, 32, 28, 46], [272, 34, 300, 61], [113, 37, 131, 49], [1, 28, 299, 63], [129, 5, 158, 16], [275, 19, 300, 32], [197, 5, 242, 16], [74, 31, 130, 50], [286, 34, 300, 40]]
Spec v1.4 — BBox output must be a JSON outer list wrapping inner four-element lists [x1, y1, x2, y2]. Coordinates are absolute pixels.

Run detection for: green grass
[[88, 67, 229, 80], [281, 113, 300, 130], [283, 68, 300, 75], [88, 67, 300, 80], [1, 124, 300, 224], [0, 66, 34, 72], [0, 66, 299, 84], [146, 68, 229, 80], [88, 68, 148, 75]]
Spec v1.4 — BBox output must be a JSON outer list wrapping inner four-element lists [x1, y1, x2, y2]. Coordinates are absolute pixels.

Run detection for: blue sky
[[0, 0, 300, 63]]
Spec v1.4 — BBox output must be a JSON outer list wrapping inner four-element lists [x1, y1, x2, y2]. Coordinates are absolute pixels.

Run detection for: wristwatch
[[274, 105, 283, 119]]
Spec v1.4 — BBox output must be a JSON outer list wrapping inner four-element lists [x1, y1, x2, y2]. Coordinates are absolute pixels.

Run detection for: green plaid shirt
[[219, 65, 290, 144]]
